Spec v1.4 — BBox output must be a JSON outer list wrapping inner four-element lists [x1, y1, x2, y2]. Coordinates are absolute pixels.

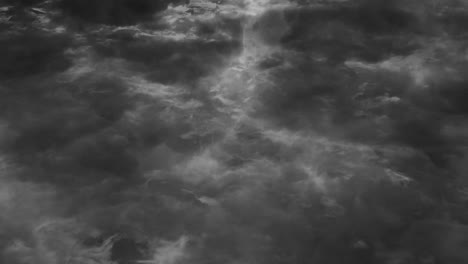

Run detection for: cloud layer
[[2, 1, 468, 264]]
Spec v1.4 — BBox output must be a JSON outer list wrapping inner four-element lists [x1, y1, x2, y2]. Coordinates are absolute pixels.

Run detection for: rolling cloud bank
[[2, 0, 468, 263]]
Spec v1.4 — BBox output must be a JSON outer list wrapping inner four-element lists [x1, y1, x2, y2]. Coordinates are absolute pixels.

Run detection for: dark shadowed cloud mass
[[2, 0, 468, 264]]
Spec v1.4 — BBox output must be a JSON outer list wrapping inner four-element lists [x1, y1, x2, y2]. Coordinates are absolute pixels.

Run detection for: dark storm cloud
[[0, 31, 72, 79], [88, 18, 243, 85], [0, 77, 135, 185], [94, 38, 241, 84], [0, 64, 222, 188], [250, 0, 468, 162], [57, 0, 185, 25], [280, 4, 422, 63], [253, 55, 372, 138], [2, 0, 45, 6], [253, 52, 462, 169], [244, 3, 468, 261]]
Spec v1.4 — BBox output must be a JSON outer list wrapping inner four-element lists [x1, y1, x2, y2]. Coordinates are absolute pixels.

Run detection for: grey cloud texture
[[2, 1, 468, 264]]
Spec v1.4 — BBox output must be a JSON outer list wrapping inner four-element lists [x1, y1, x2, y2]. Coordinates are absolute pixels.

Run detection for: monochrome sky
[[1, 0, 468, 263]]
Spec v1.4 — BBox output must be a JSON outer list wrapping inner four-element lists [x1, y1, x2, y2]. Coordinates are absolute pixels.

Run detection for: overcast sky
[[1, 1, 468, 264]]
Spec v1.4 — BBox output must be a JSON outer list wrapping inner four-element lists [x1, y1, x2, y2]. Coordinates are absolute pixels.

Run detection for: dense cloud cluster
[[2, 0, 468, 264], [57, 0, 185, 25]]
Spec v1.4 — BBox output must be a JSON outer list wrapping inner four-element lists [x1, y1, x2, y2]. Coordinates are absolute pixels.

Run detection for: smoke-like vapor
[[2, 0, 468, 264]]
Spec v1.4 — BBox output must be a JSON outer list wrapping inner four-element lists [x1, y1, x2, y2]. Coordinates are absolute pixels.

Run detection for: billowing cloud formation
[[57, 0, 184, 25], [2, 0, 468, 264]]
